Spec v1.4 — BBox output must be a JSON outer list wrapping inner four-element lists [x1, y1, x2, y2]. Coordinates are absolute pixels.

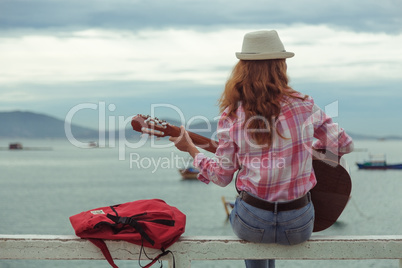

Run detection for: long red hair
[[219, 59, 306, 147]]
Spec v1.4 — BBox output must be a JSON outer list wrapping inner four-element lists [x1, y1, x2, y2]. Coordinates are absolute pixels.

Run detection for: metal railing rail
[[1, 235, 401, 267]]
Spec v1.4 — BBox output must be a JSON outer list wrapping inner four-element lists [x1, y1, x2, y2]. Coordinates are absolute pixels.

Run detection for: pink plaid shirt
[[193, 94, 353, 202]]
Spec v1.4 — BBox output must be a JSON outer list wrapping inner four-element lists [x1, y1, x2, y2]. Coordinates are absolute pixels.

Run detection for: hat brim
[[236, 51, 294, 60]]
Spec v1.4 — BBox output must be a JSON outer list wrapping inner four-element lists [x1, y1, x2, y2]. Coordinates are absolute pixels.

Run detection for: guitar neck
[[168, 124, 218, 153]]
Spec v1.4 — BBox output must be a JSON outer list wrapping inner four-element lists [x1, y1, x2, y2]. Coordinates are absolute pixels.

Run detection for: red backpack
[[69, 199, 186, 268]]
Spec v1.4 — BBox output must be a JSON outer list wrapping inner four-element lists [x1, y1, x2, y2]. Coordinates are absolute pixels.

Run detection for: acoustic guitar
[[131, 114, 351, 232]]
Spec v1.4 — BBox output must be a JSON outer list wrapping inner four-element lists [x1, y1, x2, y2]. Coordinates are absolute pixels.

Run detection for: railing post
[[399, 258, 402, 268]]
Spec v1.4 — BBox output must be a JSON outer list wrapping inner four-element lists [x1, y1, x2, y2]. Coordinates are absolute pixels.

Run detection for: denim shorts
[[229, 193, 314, 245]]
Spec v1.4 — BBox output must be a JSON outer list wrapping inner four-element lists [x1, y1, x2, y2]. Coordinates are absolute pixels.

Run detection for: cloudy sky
[[0, 0, 401, 136]]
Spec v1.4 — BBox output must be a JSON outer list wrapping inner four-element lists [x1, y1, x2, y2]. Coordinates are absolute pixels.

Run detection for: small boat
[[87, 141, 99, 148], [9, 143, 23, 150], [0, 143, 52, 151], [356, 154, 402, 170], [357, 162, 402, 170], [178, 167, 199, 180]]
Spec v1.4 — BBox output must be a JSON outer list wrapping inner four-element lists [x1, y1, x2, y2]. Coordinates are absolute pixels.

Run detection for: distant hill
[[0, 111, 102, 139], [0, 111, 400, 141]]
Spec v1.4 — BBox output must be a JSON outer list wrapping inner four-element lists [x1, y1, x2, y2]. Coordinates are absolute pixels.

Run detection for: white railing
[[1, 235, 401, 267]]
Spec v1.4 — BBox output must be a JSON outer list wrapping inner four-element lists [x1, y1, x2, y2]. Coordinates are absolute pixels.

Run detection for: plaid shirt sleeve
[[193, 113, 239, 186], [311, 104, 354, 155]]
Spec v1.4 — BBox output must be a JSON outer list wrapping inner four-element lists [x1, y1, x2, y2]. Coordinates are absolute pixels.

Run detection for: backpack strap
[[88, 238, 176, 268], [88, 238, 119, 268], [89, 208, 178, 268], [140, 248, 175, 268], [106, 214, 156, 246], [105, 213, 176, 246]]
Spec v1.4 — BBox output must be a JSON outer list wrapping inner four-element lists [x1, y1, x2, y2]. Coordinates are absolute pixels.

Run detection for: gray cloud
[[1, 0, 401, 136], [1, 0, 401, 33]]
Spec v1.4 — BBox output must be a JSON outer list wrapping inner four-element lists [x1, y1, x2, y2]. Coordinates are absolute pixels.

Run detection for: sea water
[[0, 138, 401, 268]]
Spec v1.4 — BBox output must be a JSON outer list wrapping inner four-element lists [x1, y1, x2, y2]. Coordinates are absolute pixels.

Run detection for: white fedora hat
[[236, 30, 294, 60]]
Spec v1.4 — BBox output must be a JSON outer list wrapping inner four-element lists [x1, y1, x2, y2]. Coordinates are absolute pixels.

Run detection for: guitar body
[[311, 155, 351, 232], [131, 115, 352, 232]]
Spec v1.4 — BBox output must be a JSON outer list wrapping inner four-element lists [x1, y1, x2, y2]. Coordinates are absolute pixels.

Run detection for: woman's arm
[[311, 104, 354, 155], [170, 117, 239, 187], [169, 125, 200, 158]]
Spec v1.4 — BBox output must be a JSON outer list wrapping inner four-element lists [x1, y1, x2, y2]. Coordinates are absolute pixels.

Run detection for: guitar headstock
[[131, 114, 171, 137]]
